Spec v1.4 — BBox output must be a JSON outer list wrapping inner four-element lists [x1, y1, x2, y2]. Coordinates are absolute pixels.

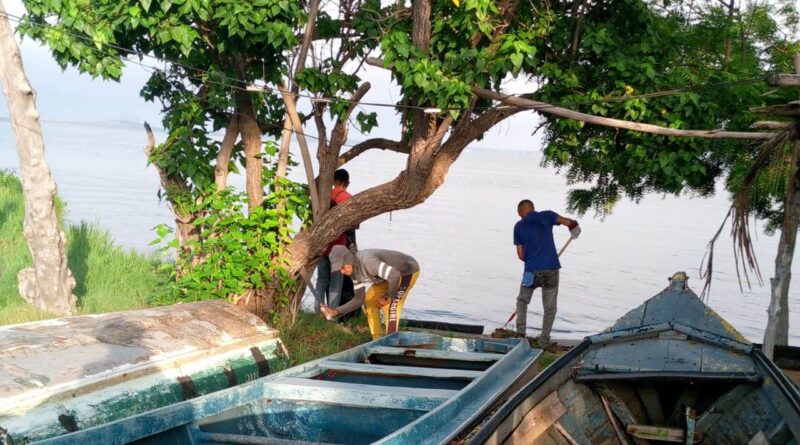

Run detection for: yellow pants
[[364, 272, 419, 339]]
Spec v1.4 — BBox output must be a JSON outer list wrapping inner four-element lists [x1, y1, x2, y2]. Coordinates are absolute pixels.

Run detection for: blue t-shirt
[[513, 210, 560, 272]]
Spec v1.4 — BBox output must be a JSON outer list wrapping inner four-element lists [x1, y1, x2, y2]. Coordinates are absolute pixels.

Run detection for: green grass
[[0, 171, 373, 364], [276, 311, 373, 369], [0, 172, 169, 325]]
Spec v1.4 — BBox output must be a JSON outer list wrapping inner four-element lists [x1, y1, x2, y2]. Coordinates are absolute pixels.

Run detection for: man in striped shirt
[[321, 246, 420, 339]]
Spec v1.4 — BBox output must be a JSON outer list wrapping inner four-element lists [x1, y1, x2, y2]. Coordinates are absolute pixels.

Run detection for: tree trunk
[[143, 123, 198, 252], [235, 92, 264, 211], [214, 114, 239, 190], [0, 2, 77, 316], [764, 135, 800, 358]]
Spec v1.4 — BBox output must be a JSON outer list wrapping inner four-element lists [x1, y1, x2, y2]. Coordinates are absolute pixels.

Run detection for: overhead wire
[[0, 10, 772, 116]]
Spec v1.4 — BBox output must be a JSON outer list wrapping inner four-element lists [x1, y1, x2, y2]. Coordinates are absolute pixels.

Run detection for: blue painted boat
[[22, 331, 539, 444], [0, 301, 288, 444], [457, 272, 800, 444]]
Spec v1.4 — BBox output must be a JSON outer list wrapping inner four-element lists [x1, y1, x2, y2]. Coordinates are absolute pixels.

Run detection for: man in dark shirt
[[315, 169, 354, 314], [321, 246, 420, 339], [513, 199, 580, 347]]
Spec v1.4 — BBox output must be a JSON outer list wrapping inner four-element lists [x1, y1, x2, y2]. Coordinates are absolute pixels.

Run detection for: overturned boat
[[458, 271, 800, 444], [0, 301, 287, 444], [25, 331, 538, 444]]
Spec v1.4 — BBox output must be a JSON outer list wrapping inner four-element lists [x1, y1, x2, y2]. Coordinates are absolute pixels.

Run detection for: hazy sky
[[0, 0, 543, 149]]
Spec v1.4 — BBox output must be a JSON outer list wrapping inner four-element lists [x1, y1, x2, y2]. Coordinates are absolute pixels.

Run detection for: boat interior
[[470, 274, 800, 445], [39, 332, 538, 445]]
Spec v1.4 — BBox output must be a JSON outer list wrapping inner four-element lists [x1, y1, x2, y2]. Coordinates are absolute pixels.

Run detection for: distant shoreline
[[0, 117, 163, 132]]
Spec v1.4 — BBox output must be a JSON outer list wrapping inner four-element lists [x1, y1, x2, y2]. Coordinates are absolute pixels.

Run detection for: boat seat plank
[[626, 425, 700, 443], [366, 346, 503, 362], [318, 361, 482, 380], [195, 430, 335, 444], [272, 377, 457, 408]]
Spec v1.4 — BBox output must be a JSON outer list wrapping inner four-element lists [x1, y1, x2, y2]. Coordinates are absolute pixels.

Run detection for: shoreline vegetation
[[0, 171, 373, 363], [0, 171, 556, 370]]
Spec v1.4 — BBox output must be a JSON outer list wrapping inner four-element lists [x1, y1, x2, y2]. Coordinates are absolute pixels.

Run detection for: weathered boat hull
[[459, 272, 800, 445], [28, 332, 540, 445], [0, 301, 287, 444]]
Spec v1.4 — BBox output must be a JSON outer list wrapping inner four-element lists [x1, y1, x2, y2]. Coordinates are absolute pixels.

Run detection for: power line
[[0, 10, 770, 116]]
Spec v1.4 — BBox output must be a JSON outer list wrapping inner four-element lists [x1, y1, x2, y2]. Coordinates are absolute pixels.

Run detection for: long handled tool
[[501, 237, 574, 330]]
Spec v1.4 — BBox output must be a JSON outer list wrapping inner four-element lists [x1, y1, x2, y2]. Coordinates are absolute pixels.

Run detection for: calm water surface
[[1, 120, 798, 344]]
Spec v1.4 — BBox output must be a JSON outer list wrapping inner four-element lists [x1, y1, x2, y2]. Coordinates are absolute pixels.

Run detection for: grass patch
[[0, 172, 168, 325], [0, 171, 373, 364], [276, 311, 372, 370]]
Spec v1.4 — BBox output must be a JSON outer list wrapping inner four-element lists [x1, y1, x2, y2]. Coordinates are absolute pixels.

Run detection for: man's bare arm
[[556, 215, 578, 229]]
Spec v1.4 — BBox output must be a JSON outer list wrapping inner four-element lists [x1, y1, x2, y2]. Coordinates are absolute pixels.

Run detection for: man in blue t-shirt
[[513, 199, 580, 347]]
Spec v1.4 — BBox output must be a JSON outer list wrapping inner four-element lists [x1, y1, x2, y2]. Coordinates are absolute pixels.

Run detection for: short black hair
[[334, 169, 350, 183], [518, 199, 534, 212]]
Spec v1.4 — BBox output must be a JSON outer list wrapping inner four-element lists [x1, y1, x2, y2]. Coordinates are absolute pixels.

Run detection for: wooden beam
[[627, 425, 702, 443], [768, 74, 800, 88], [508, 391, 567, 443], [749, 121, 792, 130], [750, 102, 800, 117]]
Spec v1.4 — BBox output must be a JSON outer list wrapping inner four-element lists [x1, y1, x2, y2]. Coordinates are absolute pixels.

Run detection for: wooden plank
[[271, 377, 456, 410], [627, 425, 700, 443], [636, 386, 665, 423], [366, 346, 503, 362], [319, 361, 482, 380], [748, 431, 770, 445], [768, 74, 800, 87], [506, 392, 567, 444], [750, 121, 792, 130], [403, 319, 484, 335], [751, 102, 800, 116], [553, 422, 580, 445]]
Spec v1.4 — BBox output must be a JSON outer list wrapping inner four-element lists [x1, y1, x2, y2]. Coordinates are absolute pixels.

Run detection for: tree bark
[[234, 92, 264, 211], [338, 138, 409, 166], [280, 88, 322, 219], [764, 135, 800, 358], [143, 123, 199, 252], [214, 114, 239, 190], [275, 0, 321, 183], [0, 2, 77, 316], [773, 54, 800, 348]]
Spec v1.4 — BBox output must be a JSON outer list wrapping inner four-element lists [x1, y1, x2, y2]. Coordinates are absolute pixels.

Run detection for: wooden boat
[[0, 301, 288, 444], [25, 331, 539, 444], [458, 271, 800, 445]]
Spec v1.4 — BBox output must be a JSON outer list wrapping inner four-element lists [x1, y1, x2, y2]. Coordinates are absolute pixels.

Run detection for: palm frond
[[701, 127, 796, 299]]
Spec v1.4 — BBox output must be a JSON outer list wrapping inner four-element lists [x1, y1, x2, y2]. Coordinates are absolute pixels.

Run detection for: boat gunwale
[[0, 333, 284, 415], [587, 322, 753, 354], [457, 339, 591, 445]]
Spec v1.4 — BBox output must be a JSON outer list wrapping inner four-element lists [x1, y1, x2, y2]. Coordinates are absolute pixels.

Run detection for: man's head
[[334, 169, 350, 188], [517, 199, 535, 218], [329, 245, 355, 276]]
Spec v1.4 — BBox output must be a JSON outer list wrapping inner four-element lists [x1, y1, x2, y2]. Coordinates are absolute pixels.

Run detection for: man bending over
[[321, 246, 420, 339]]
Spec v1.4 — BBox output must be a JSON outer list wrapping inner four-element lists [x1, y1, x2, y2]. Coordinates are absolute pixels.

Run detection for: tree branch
[[365, 57, 773, 140], [338, 138, 409, 166], [214, 114, 240, 190], [471, 87, 774, 140]]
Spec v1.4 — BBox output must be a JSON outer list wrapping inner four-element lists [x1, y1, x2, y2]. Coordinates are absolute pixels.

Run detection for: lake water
[[1, 120, 798, 344]]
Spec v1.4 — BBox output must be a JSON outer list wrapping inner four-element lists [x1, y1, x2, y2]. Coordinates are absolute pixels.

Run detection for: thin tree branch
[[365, 57, 773, 140], [338, 138, 409, 166]]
